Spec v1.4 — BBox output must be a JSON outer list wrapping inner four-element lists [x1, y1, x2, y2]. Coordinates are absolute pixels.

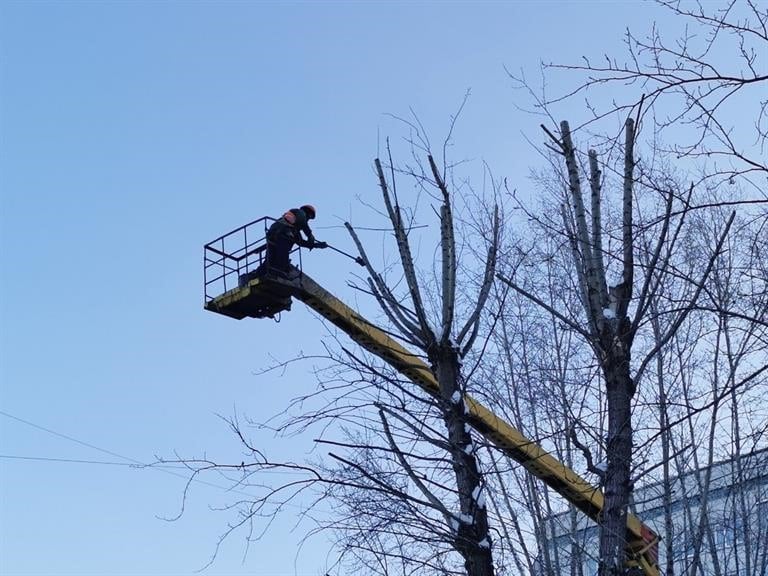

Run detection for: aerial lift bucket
[[203, 216, 301, 319]]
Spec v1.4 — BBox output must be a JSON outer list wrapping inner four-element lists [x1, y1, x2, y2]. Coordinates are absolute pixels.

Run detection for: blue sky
[[1, 2, 662, 575]]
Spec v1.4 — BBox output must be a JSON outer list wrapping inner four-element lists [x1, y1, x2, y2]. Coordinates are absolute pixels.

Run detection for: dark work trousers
[[239, 220, 297, 287], [265, 221, 295, 272]]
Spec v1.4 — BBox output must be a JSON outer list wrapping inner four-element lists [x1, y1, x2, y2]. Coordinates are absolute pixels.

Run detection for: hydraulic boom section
[[204, 251, 660, 575]]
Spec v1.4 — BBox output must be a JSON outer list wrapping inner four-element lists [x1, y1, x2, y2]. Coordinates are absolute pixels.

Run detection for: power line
[[0, 453, 311, 475], [0, 409, 143, 465], [0, 454, 159, 467], [0, 453, 324, 516], [0, 410, 309, 481], [0, 410, 293, 498], [0, 412, 338, 515]]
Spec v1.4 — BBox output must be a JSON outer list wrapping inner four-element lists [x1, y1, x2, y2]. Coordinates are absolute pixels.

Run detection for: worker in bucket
[[267, 204, 327, 271], [241, 205, 327, 286]]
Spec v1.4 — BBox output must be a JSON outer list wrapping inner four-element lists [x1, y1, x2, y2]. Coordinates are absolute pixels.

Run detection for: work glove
[[314, 241, 328, 249]]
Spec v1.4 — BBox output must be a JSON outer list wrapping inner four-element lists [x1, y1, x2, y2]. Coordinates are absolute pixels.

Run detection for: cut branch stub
[[375, 157, 436, 345], [617, 118, 636, 320], [559, 121, 605, 326]]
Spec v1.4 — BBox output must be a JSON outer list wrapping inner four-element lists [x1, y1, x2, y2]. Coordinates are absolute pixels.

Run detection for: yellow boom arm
[[205, 271, 660, 575]]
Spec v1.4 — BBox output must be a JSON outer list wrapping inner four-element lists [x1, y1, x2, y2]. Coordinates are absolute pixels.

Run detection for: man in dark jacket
[[263, 204, 327, 275]]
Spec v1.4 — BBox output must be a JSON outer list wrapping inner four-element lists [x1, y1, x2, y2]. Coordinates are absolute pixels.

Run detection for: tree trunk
[[598, 349, 634, 576], [433, 347, 494, 576]]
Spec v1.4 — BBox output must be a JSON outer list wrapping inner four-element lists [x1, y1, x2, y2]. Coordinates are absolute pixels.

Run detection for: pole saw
[[323, 243, 365, 266]]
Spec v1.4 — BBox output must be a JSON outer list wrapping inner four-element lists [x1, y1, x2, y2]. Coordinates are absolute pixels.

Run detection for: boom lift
[[203, 219, 661, 576]]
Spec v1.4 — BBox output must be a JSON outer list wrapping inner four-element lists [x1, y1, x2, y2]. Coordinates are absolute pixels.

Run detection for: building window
[[758, 500, 768, 533], [582, 556, 597, 576]]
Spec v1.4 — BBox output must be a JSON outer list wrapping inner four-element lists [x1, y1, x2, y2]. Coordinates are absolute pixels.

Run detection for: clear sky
[[1, 2, 663, 575]]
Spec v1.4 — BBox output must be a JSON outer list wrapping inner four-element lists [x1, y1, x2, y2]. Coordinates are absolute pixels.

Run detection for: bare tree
[[495, 113, 738, 575], [340, 143, 501, 575], [542, 0, 768, 188], [487, 5, 768, 571]]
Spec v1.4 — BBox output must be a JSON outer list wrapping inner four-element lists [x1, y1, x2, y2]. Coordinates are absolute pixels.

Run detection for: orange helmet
[[300, 204, 316, 219]]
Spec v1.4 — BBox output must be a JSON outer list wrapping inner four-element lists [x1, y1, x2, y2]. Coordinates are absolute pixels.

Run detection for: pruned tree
[[496, 115, 736, 575], [341, 142, 502, 575], [510, 4, 768, 571]]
